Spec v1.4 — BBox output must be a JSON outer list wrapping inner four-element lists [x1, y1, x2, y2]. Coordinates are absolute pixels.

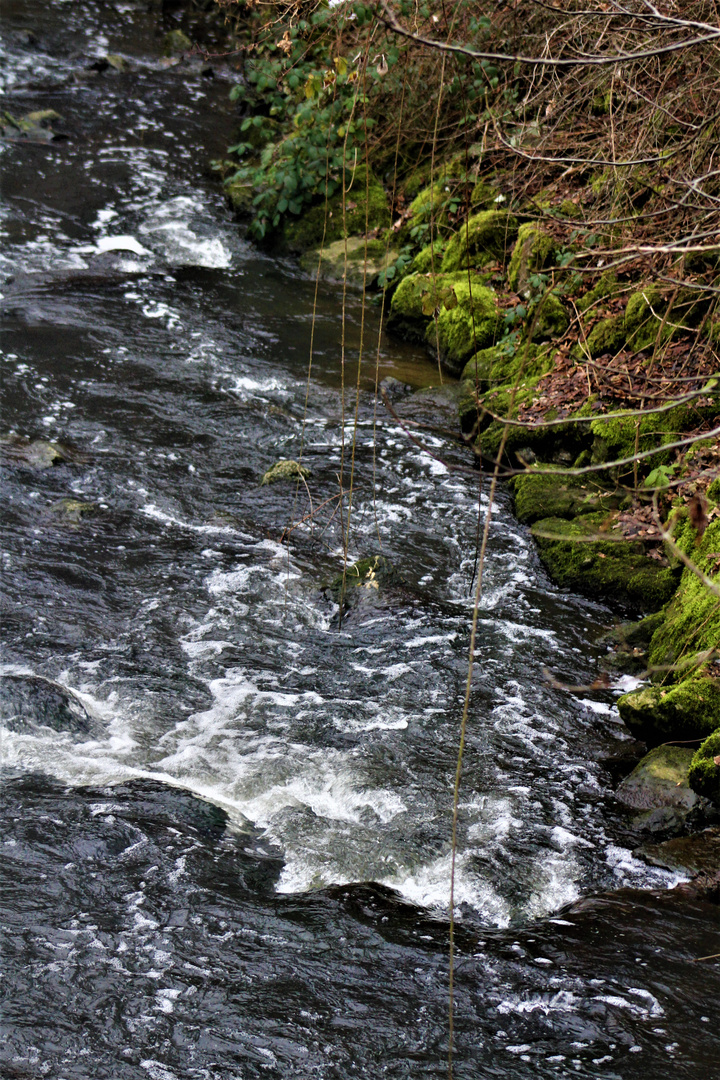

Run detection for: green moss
[[461, 340, 553, 387], [589, 403, 705, 473], [468, 377, 543, 454], [410, 243, 444, 274], [559, 199, 582, 220], [617, 677, 720, 745], [261, 459, 310, 485], [283, 167, 390, 253], [584, 315, 626, 358], [299, 237, 398, 286], [688, 730, 720, 804], [577, 270, 619, 313], [440, 211, 518, 272], [511, 469, 624, 525], [507, 223, 557, 294], [470, 181, 500, 210], [528, 292, 569, 342], [430, 279, 501, 374], [386, 270, 468, 343], [646, 520, 720, 677], [225, 178, 254, 215], [624, 286, 670, 350], [530, 513, 679, 611]]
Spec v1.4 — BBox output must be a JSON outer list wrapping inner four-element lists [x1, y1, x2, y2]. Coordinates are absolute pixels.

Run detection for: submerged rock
[[0, 674, 94, 736], [48, 498, 98, 524], [298, 237, 398, 287], [326, 554, 399, 608], [163, 30, 193, 56], [1, 434, 88, 469], [261, 459, 309, 485]]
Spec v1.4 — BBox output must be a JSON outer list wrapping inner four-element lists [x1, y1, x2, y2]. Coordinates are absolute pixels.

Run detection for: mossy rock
[[511, 469, 625, 525], [646, 520, 720, 677], [440, 211, 518, 272], [163, 30, 193, 55], [410, 243, 445, 274], [624, 286, 672, 350], [282, 167, 390, 254], [577, 271, 620, 314], [299, 237, 398, 287], [261, 459, 309, 485], [461, 340, 553, 389], [689, 730, 720, 805], [617, 676, 720, 745], [470, 181, 501, 210], [584, 315, 626, 358], [507, 223, 557, 294], [429, 279, 501, 374], [589, 402, 712, 474], [527, 292, 569, 342], [225, 178, 254, 215], [531, 513, 679, 611], [466, 377, 544, 453], [615, 745, 698, 812], [386, 270, 468, 344]]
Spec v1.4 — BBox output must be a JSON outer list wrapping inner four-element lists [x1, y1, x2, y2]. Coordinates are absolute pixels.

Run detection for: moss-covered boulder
[[386, 271, 468, 343], [261, 459, 309, 485], [429, 279, 500, 374], [530, 513, 679, 611], [507, 224, 557, 294], [584, 315, 626, 358], [577, 270, 620, 313], [617, 676, 720, 745], [511, 470, 625, 525], [624, 286, 669, 350], [528, 292, 569, 342], [282, 167, 390, 253], [299, 237, 398, 287], [689, 730, 720, 805], [646, 519, 720, 677], [461, 340, 554, 389], [440, 210, 518, 272], [410, 242, 446, 274], [615, 744, 698, 812], [589, 402, 712, 472], [470, 181, 500, 210]]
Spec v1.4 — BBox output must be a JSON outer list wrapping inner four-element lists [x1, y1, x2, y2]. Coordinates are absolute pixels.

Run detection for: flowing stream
[[1, 3, 718, 1077]]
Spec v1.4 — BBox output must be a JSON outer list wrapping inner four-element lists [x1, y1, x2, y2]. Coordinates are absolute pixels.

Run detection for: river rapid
[[1, 3, 718, 1078]]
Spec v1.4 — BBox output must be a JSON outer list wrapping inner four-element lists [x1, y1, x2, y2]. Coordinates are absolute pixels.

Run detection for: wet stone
[[636, 827, 720, 875], [0, 674, 94, 736]]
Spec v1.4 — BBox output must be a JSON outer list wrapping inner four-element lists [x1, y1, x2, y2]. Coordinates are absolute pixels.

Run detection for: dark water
[[1, 3, 718, 1077]]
